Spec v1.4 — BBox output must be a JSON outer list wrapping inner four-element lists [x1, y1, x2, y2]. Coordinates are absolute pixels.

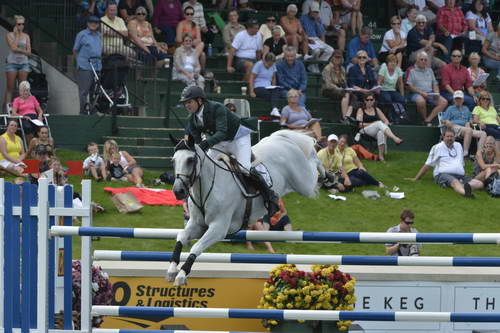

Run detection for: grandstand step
[[102, 136, 175, 147], [117, 127, 184, 138], [98, 145, 174, 157], [134, 156, 172, 170], [115, 116, 168, 129]]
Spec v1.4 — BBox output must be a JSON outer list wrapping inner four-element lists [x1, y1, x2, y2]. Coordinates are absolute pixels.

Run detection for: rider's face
[[184, 99, 200, 113]]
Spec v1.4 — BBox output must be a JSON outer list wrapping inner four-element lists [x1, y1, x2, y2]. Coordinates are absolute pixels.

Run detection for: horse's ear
[[169, 134, 180, 146], [187, 134, 195, 149]]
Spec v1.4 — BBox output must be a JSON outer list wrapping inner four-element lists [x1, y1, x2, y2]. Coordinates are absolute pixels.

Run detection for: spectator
[[347, 50, 378, 102], [259, 15, 285, 45], [335, 0, 363, 36], [379, 16, 407, 68], [407, 51, 448, 125], [441, 90, 486, 157], [4, 15, 31, 111], [468, 52, 487, 94], [153, 0, 183, 46], [222, 9, 245, 54], [79, 0, 107, 20], [176, 6, 206, 71], [183, 0, 214, 48], [407, 129, 483, 197], [83, 142, 104, 181], [481, 22, 500, 81], [0, 120, 26, 176], [118, 0, 153, 22], [401, 5, 418, 34], [440, 49, 477, 111], [317, 134, 351, 192], [280, 89, 313, 129], [128, 6, 169, 65], [394, 0, 436, 24], [107, 152, 128, 181], [465, 0, 494, 43], [27, 126, 54, 159], [385, 210, 421, 256], [378, 54, 405, 107], [280, 4, 309, 57], [276, 46, 307, 106], [474, 136, 500, 182], [103, 139, 144, 187], [73, 16, 102, 115], [100, 2, 130, 57], [237, 0, 258, 23], [462, 0, 491, 12], [263, 27, 287, 59], [334, 134, 386, 190], [300, 2, 334, 73], [436, 0, 469, 61], [30, 144, 51, 183], [303, 0, 346, 52], [248, 53, 280, 115], [347, 26, 378, 68], [472, 91, 500, 151], [356, 93, 403, 161], [227, 19, 262, 81], [45, 157, 69, 187], [321, 50, 351, 120], [173, 33, 205, 89], [11, 81, 44, 143], [406, 14, 446, 69]]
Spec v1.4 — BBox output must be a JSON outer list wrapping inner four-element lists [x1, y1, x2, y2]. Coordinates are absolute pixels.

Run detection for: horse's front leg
[[166, 219, 204, 283], [174, 220, 229, 286]]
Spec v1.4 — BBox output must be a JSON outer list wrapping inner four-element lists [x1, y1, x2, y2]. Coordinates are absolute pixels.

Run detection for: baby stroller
[[86, 54, 131, 114], [27, 54, 49, 110]]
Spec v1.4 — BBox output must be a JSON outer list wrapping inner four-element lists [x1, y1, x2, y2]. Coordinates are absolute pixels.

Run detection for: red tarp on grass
[[104, 187, 184, 206]]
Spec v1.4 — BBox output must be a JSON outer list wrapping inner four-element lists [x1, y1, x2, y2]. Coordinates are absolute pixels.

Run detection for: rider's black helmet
[[179, 85, 205, 103]]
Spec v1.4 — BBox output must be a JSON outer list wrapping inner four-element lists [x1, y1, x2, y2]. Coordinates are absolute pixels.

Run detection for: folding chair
[[223, 98, 251, 118]]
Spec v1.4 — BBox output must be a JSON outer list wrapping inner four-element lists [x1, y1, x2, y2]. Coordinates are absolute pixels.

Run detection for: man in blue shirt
[[441, 90, 486, 157], [347, 26, 378, 69], [73, 16, 102, 114], [276, 46, 307, 106], [299, 1, 333, 73]]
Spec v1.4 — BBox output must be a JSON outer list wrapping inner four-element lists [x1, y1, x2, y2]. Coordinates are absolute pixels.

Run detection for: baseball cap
[[310, 2, 320, 12], [87, 16, 101, 23], [453, 90, 464, 99], [328, 134, 339, 142], [239, 0, 248, 4]]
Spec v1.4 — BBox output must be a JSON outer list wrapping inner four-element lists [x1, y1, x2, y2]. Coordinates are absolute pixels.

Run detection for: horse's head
[[172, 135, 199, 200]]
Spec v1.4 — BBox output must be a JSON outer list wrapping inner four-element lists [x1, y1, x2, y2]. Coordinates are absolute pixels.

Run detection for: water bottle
[[208, 44, 213, 56]]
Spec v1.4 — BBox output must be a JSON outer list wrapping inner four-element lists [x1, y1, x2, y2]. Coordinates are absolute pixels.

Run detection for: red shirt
[[440, 63, 472, 92], [12, 96, 40, 116], [436, 6, 467, 36]]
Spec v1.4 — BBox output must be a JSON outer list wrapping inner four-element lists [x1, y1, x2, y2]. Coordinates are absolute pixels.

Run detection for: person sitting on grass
[[107, 152, 128, 181], [474, 136, 500, 183], [246, 199, 291, 254], [440, 90, 486, 158], [103, 139, 144, 187], [317, 134, 351, 193], [385, 209, 421, 256], [83, 142, 104, 181], [406, 129, 484, 198], [0, 120, 26, 176]]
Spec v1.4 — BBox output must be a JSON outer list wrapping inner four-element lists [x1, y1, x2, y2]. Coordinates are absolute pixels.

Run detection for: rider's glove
[[199, 140, 209, 151]]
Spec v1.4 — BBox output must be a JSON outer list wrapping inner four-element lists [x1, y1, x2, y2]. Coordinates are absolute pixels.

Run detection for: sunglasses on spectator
[[267, 18, 276, 22], [404, 220, 414, 225], [481, 98, 491, 101], [451, 54, 462, 57], [185, 12, 194, 16], [136, 12, 146, 15], [333, 55, 343, 59], [16, 23, 25, 26], [289, 95, 299, 98], [357, 56, 367, 59], [419, 58, 428, 61], [365, 98, 374, 102]]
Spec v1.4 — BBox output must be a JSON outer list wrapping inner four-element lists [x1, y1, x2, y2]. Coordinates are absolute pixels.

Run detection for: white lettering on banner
[[453, 287, 500, 331]]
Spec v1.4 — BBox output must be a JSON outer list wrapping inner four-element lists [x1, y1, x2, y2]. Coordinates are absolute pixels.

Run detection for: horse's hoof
[[166, 262, 179, 282], [173, 270, 187, 286]]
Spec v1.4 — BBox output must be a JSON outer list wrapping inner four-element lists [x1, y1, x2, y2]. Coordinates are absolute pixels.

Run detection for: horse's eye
[[186, 156, 195, 164]]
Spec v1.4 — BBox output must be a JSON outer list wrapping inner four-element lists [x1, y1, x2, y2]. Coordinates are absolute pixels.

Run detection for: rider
[[179, 85, 280, 217]]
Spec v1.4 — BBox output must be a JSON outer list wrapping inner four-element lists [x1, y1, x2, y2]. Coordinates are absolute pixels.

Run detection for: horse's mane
[[269, 130, 316, 158]]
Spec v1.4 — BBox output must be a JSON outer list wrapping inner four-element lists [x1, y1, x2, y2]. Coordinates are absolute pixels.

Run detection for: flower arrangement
[[258, 264, 356, 331], [72, 260, 114, 329]]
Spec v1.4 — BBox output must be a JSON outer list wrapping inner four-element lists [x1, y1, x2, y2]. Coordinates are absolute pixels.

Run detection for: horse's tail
[[270, 130, 316, 158]]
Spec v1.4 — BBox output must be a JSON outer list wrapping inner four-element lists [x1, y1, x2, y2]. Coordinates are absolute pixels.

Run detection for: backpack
[[388, 103, 410, 125], [486, 173, 500, 197]]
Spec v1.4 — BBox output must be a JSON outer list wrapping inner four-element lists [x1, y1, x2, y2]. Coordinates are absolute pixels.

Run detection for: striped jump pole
[[94, 330, 262, 333], [92, 306, 500, 323], [50, 226, 500, 244], [93, 250, 500, 267]]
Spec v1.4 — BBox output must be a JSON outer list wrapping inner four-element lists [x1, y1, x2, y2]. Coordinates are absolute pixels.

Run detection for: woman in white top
[[467, 52, 487, 94], [379, 16, 406, 68], [401, 5, 417, 34], [173, 33, 205, 89], [465, 0, 494, 42], [103, 139, 144, 187], [248, 52, 280, 113], [4, 15, 31, 110]]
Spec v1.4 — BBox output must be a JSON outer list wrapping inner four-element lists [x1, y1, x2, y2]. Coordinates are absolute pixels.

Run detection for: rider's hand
[[199, 140, 209, 151]]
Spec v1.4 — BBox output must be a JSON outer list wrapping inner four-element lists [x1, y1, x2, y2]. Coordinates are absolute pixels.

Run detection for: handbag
[[111, 192, 144, 214]]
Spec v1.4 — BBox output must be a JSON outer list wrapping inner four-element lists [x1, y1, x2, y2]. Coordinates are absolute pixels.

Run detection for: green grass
[[14, 149, 500, 259]]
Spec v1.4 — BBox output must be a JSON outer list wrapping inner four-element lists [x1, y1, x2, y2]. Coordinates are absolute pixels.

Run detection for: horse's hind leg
[[166, 220, 204, 283], [174, 220, 229, 286]]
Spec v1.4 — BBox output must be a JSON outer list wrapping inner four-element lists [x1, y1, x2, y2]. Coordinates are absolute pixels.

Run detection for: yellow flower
[[286, 303, 294, 309], [276, 303, 284, 309], [304, 295, 312, 303]]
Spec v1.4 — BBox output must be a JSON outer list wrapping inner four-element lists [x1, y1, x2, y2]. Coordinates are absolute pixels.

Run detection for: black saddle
[[226, 153, 259, 197]]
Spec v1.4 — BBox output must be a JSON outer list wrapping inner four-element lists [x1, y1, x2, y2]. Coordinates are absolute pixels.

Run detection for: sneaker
[[304, 54, 314, 61], [270, 107, 280, 117], [307, 64, 320, 73], [464, 182, 474, 198]]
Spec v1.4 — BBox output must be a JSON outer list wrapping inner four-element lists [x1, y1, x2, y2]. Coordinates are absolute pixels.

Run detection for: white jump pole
[[81, 180, 93, 333]]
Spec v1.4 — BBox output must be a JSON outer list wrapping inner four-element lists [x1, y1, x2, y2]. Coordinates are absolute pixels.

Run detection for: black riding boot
[[250, 167, 280, 217]]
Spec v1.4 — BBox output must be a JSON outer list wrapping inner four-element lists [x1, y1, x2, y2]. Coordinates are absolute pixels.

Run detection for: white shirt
[[83, 154, 104, 169], [425, 141, 465, 177], [380, 29, 407, 53], [232, 30, 262, 59], [302, 0, 333, 26], [196, 105, 204, 126]]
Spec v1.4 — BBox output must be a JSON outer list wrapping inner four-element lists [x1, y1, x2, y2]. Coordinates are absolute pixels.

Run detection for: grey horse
[[167, 130, 327, 286]]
